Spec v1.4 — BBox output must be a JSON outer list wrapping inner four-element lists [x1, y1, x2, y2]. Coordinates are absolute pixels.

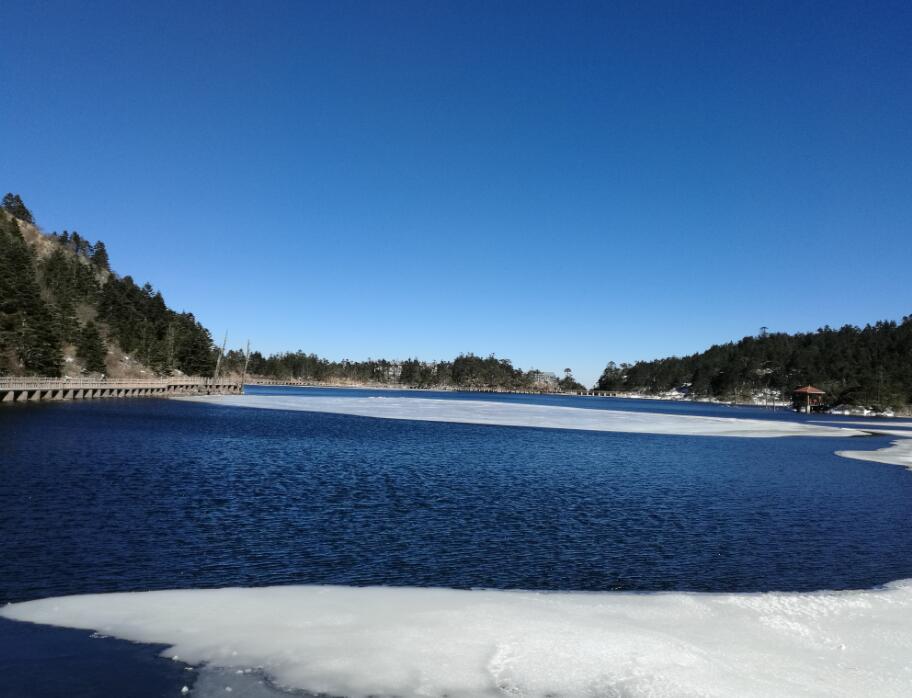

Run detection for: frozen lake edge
[[181, 394, 868, 438], [4, 581, 912, 697], [183, 393, 912, 469]]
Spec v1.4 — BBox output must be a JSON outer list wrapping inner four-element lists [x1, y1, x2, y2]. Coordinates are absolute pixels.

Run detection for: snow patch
[[837, 439, 912, 471], [4, 583, 912, 697]]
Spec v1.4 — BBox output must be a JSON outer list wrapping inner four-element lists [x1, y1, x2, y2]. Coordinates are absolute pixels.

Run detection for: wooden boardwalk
[[0, 377, 243, 404]]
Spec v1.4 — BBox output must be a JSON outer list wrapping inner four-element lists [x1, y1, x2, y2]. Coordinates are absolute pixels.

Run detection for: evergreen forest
[[0, 195, 216, 377], [220, 350, 585, 392], [596, 321, 912, 409]]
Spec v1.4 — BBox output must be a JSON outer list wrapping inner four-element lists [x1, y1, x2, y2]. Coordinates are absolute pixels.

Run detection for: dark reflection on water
[[0, 617, 190, 697], [1, 393, 911, 605]]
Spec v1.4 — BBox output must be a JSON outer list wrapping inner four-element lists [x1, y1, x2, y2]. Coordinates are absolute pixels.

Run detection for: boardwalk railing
[[0, 376, 243, 404]]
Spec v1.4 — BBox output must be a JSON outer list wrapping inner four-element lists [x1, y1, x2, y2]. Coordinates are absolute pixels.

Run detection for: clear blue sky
[[3, 1, 910, 386]]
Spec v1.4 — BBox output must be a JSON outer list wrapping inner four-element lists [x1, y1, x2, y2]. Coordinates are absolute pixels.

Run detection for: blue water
[[2, 388, 911, 607], [3, 388, 912, 697]]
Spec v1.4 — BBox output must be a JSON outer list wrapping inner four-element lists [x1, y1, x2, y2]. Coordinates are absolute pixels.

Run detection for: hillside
[[597, 319, 912, 409], [0, 194, 216, 378]]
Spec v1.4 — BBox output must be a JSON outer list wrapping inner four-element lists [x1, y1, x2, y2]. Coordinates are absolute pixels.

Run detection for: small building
[[792, 385, 826, 413], [528, 370, 559, 390]]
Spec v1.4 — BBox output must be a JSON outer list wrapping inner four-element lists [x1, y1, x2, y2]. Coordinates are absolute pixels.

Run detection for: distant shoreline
[[245, 378, 782, 405], [243, 379, 911, 418]]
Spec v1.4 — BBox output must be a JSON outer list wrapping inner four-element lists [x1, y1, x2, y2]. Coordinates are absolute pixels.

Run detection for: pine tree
[[91, 240, 110, 271], [77, 321, 107, 374], [50, 296, 80, 344], [0, 217, 63, 375], [176, 324, 216, 376], [2, 193, 34, 224]]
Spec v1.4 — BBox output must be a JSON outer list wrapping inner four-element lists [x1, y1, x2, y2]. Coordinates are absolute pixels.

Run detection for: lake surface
[[2, 387, 911, 696]]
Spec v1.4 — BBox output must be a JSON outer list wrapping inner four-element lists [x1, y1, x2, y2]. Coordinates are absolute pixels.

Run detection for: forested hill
[[0, 194, 216, 378], [596, 319, 912, 409]]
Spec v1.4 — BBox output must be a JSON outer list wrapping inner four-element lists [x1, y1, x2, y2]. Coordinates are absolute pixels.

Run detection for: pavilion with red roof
[[792, 385, 826, 413]]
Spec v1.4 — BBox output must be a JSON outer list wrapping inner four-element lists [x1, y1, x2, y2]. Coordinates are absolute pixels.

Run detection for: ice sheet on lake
[[184, 394, 867, 438], [4, 582, 912, 697], [812, 420, 912, 429], [837, 439, 912, 471]]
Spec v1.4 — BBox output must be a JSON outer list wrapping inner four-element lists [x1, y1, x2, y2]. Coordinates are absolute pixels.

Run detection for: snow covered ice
[[837, 438, 912, 471], [4, 583, 912, 697], [184, 394, 868, 438]]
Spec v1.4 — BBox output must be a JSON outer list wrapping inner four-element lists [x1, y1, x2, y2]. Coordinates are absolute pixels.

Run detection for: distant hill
[[0, 194, 216, 378], [597, 320, 912, 409]]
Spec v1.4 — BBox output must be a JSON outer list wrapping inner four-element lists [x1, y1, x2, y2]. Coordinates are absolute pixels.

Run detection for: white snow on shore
[[184, 394, 867, 439], [4, 582, 912, 697]]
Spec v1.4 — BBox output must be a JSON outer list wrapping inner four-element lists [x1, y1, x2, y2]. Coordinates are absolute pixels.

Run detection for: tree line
[[0, 194, 216, 377], [220, 350, 585, 392], [596, 319, 912, 408]]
